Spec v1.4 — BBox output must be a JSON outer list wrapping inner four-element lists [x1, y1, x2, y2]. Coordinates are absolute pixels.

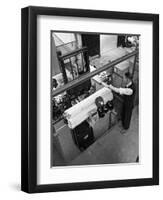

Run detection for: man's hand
[[107, 84, 120, 94], [108, 84, 114, 90], [100, 82, 113, 89], [101, 82, 121, 94], [101, 82, 110, 88]]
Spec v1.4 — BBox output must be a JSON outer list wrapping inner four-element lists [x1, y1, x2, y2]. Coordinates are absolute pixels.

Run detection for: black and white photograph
[[51, 31, 139, 167], [21, 6, 159, 193]]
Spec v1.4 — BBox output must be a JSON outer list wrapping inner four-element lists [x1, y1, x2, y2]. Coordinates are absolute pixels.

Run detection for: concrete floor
[[70, 106, 139, 165], [52, 106, 139, 166]]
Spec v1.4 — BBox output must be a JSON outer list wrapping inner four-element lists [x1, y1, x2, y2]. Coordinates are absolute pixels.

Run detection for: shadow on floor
[[70, 106, 139, 166]]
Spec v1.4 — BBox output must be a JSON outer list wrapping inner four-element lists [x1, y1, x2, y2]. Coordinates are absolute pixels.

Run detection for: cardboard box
[[114, 60, 130, 77]]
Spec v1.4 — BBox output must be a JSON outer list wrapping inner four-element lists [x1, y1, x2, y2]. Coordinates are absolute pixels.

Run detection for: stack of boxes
[[112, 60, 133, 88]]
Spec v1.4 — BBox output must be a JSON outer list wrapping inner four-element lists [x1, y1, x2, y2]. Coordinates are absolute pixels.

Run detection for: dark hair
[[56, 50, 62, 57], [53, 78, 58, 88], [124, 72, 132, 80]]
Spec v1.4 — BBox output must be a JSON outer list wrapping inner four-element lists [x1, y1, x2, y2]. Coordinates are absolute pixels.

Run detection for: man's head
[[56, 50, 62, 57], [53, 78, 58, 88], [123, 72, 132, 85]]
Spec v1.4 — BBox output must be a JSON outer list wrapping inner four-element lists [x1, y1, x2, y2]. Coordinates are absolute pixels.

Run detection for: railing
[[56, 41, 77, 54], [52, 49, 138, 97], [59, 46, 87, 60]]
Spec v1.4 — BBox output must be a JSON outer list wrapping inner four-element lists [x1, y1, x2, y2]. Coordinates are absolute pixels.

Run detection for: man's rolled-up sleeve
[[119, 88, 133, 95]]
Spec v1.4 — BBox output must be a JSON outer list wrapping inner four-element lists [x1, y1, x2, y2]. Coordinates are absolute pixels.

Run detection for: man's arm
[[101, 82, 133, 96], [119, 87, 133, 95], [107, 84, 121, 94]]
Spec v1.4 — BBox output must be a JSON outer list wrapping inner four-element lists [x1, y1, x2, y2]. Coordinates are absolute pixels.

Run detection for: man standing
[[106, 72, 136, 133]]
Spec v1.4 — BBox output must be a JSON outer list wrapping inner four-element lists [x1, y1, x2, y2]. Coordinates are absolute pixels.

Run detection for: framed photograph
[[21, 6, 159, 193]]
